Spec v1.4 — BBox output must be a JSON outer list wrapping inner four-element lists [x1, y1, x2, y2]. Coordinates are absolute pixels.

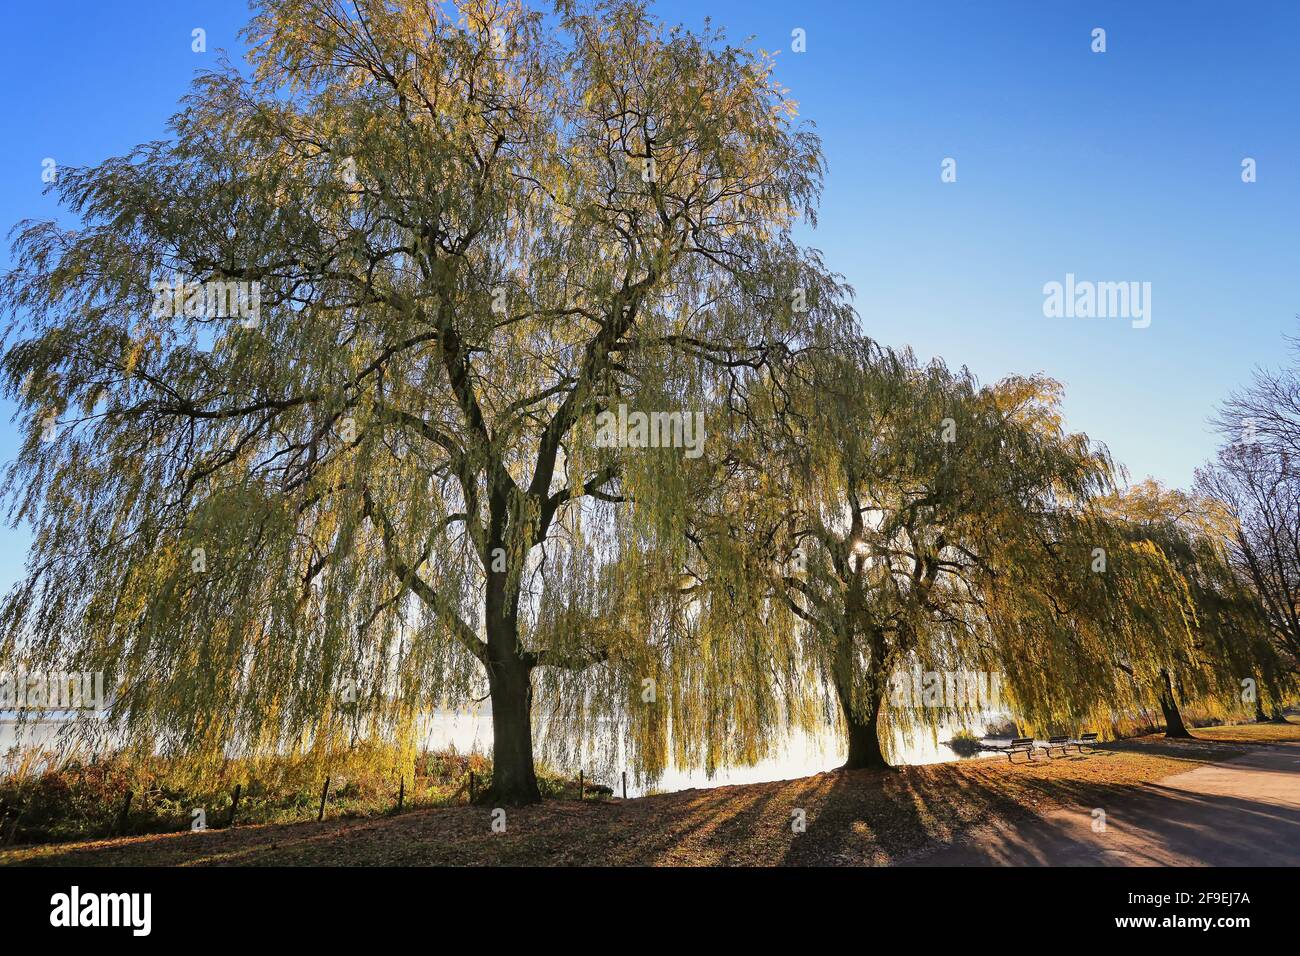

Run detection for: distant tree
[[1196, 334, 1300, 706], [1199, 450, 1300, 685], [0, 0, 852, 803], [1095, 481, 1287, 736], [689, 339, 1149, 768]]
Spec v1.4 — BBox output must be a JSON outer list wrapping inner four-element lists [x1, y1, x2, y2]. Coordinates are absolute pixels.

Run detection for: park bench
[[1000, 737, 1036, 763], [1039, 735, 1071, 758], [1070, 731, 1100, 754]]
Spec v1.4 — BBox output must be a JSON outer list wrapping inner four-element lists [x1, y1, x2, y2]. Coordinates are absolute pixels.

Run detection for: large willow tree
[[0, 0, 851, 803], [1095, 481, 1291, 733], [687, 339, 1132, 768], [693, 339, 1261, 767]]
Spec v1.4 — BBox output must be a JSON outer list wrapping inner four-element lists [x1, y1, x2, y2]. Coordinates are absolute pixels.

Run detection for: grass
[[0, 733, 1269, 867], [1185, 715, 1300, 743], [0, 743, 565, 845]]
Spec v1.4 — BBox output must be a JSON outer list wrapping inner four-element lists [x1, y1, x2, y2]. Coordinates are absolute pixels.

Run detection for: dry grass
[[0, 735, 1256, 867], [1189, 716, 1300, 744]]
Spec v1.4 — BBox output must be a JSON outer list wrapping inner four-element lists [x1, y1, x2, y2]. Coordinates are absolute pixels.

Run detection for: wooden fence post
[[229, 784, 242, 828], [317, 776, 331, 822]]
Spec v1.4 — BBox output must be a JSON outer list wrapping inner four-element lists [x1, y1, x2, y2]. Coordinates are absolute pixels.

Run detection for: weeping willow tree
[[0, 0, 854, 803], [1092, 481, 1291, 735], [1015, 503, 1203, 739], [686, 337, 1140, 768], [980, 474, 1287, 742], [690, 337, 1263, 766]]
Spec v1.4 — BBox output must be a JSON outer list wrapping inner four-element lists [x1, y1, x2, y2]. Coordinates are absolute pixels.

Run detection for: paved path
[[904, 743, 1300, 866]]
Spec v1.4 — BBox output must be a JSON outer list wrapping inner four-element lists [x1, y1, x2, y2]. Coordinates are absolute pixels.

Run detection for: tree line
[[0, 0, 1293, 804]]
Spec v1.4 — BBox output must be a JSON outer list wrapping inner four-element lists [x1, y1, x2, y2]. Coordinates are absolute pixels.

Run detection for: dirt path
[[903, 742, 1300, 866]]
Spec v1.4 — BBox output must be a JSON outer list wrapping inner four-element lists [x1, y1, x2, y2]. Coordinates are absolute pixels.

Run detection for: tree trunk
[[1255, 698, 1269, 722], [1157, 669, 1194, 739], [831, 630, 892, 770], [482, 562, 542, 805], [840, 686, 891, 770], [484, 655, 541, 805]]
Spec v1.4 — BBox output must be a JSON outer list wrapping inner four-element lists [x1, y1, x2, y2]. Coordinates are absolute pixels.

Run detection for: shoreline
[[5, 721, 1297, 867]]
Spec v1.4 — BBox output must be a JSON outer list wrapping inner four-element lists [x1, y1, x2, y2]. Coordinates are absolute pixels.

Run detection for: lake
[[2, 708, 1005, 796]]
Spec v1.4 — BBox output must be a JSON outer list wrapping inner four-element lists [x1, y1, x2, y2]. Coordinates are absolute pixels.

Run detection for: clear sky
[[0, 0, 1297, 595]]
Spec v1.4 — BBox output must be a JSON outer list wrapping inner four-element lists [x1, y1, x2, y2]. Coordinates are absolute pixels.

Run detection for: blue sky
[[0, 1, 1297, 592]]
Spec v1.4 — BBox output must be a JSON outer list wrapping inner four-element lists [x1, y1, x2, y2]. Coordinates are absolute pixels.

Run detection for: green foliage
[[0, 0, 1281, 798], [947, 730, 983, 758], [0, 0, 853, 793], [687, 337, 1279, 761]]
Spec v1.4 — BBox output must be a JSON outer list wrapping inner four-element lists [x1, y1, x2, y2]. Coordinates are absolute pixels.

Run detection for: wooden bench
[[1001, 737, 1036, 763], [1039, 735, 1071, 758], [1071, 731, 1099, 754]]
